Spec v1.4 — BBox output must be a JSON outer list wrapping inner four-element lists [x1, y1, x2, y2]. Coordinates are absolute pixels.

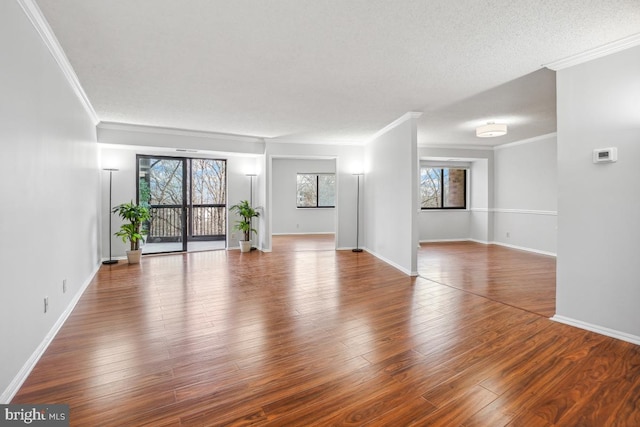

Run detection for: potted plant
[[113, 201, 151, 264], [229, 200, 259, 253]]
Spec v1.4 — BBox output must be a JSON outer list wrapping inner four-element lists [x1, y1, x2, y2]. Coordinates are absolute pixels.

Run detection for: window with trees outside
[[296, 174, 336, 208], [420, 167, 466, 209]]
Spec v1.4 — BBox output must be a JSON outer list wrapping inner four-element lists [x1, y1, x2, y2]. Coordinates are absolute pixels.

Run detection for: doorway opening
[[137, 155, 227, 254], [271, 157, 337, 252]]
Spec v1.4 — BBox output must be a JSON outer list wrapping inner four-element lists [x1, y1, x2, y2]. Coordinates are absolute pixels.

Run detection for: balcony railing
[[146, 205, 226, 242]]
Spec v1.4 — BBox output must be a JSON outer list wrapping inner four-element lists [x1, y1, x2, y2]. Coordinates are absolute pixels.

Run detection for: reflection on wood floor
[[272, 233, 335, 252], [419, 241, 556, 317], [12, 239, 639, 426]]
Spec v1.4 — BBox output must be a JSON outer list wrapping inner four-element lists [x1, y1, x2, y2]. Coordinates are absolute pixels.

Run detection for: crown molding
[[418, 143, 495, 151], [367, 111, 423, 143], [420, 132, 558, 151], [265, 137, 364, 147], [544, 33, 640, 71], [493, 132, 557, 150], [97, 121, 264, 144], [16, 0, 99, 124]]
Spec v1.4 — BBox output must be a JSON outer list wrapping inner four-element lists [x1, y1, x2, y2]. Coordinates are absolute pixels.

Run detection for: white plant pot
[[239, 240, 252, 253], [126, 249, 142, 264]]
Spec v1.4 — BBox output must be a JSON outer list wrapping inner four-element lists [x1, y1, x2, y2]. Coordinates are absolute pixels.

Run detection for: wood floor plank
[[10, 235, 639, 426], [518, 338, 640, 426], [605, 373, 640, 426], [363, 396, 437, 426], [415, 384, 499, 426], [462, 329, 608, 426]]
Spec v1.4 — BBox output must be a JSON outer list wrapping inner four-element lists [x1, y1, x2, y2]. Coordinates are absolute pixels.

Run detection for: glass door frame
[[137, 154, 188, 254]]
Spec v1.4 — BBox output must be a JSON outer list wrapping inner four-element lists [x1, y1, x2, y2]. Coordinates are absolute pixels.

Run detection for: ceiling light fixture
[[476, 122, 507, 138]]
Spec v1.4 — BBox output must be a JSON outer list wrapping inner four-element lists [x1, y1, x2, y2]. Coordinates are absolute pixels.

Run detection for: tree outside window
[[297, 174, 335, 208], [420, 167, 466, 209]]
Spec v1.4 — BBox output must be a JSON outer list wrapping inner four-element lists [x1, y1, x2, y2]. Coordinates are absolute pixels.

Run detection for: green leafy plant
[[113, 201, 151, 251], [229, 200, 259, 241]]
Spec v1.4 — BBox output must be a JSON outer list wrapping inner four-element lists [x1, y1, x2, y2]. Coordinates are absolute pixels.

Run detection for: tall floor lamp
[[353, 173, 363, 252], [102, 168, 119, 265], [246, 173, 256, 206], [246, 173, 257, 250]]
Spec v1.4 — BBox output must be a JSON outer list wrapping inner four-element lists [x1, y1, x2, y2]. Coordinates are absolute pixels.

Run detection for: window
[[420, 167, 466, 209], [297, 174, 335, 208]]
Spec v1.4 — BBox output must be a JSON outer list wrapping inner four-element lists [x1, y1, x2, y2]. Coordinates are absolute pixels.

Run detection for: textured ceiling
[[35, 0, 640, 147]]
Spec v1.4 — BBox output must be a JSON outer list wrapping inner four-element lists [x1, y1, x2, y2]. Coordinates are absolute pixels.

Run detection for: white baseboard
[[272, 232, 335, 236], [468, 238, 490, 244], [551, 315, 640, 346], [336, 247, 371, 253], [1, 262, 101, 404], [425, 238, 490, 245], [227, 246, 268, 253], [491, 241, 556, 257], [362, 247, 418, 276], [419, 238, 469, 243], [101, 255, 126, 261], [423, 238, 556, 257]]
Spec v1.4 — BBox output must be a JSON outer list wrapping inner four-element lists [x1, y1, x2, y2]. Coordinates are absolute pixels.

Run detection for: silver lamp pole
[[246, 173, 257, 250], [103, 168, 119, 265], [246, 173, 256, 207], [353, 173, 363, 252]]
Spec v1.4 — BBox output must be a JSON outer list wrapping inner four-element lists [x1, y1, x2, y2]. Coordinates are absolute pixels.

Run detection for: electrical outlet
[[231, 232, 236, 239], [44, 297, 49, 313], [63, 279, 67, 293], [506, 232, 510, 238]]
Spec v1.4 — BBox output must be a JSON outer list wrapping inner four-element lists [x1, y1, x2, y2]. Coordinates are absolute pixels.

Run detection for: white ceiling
[[35, 0, 640, 147]]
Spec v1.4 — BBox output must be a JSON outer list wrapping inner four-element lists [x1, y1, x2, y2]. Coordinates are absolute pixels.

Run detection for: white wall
[[264, 142, 363, 251], [272, 158, 336, 234], [469, 158, 492, 242], [555, 46, 640, 342], [493, 134, 557, 255], [0, 1, 100, 401], [364, 114, 419, 275], [419, 211, 470, 241], [99, 144, 259, 256]]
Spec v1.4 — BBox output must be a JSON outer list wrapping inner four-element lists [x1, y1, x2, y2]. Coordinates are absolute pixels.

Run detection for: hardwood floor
[[12, 238, 640, 426], [419, 241, 556, 317]]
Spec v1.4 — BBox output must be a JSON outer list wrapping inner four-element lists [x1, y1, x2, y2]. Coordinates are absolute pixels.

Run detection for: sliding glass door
[[138, 156, 186, 254], [188, 158, 227, 250], [137, 155, 226, 254]]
